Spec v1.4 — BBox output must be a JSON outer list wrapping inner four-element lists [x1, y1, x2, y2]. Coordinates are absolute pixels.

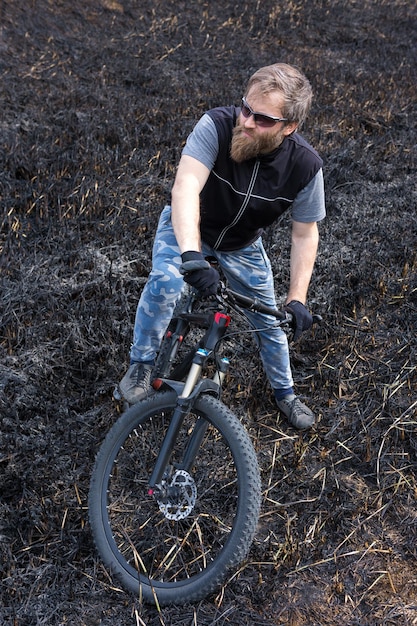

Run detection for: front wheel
[[88, 391, 261, 606]]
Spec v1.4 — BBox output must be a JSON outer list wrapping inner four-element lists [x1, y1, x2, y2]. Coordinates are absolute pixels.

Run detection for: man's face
[[230, 89, 297, 163]]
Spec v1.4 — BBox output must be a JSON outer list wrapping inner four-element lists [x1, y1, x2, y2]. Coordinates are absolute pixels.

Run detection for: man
[[119, 62, 325, 430]]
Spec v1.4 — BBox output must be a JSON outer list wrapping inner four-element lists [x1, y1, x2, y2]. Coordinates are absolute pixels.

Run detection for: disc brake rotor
[[156, 469, 197, 520]]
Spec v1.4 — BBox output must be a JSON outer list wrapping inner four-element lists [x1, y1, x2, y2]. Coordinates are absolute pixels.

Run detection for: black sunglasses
[[241, 97, 288, 127]]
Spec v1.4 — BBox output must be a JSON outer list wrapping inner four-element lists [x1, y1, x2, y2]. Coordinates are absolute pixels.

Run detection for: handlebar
[[216, 285, 322, 327], [224, 288, 291, 321], [187, 283, 322, 329]]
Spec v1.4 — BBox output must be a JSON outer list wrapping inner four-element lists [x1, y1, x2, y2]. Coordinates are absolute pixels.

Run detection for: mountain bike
[[88, 275, 315, 606]]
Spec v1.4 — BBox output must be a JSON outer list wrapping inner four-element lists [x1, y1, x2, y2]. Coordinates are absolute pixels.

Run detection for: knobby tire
[[88, 390, 261, 606]]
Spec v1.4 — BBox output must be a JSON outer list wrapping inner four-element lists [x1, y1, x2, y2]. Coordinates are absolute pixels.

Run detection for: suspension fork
[[148, 312, 230, 492], [180, 355, 229, 472]]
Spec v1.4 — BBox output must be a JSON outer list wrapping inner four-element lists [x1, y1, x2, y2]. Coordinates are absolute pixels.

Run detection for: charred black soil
[[1, 1, 416, 624]]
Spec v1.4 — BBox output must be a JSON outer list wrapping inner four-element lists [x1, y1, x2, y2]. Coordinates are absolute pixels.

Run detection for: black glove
[[179, 251, 220, 296], [284, 300, 313, 341]]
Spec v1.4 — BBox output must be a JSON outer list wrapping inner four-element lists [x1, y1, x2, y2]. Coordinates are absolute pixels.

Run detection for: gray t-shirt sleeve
[[291, 168, 326, 223], [181, 113, 219, 170]]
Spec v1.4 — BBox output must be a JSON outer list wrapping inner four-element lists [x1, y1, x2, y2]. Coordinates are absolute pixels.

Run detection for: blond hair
[[245, 63, 313, 126]]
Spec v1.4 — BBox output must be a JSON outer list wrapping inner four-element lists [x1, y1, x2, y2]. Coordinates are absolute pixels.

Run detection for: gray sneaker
[[119, 362, 153, 404], [276, 395, 315, 430]]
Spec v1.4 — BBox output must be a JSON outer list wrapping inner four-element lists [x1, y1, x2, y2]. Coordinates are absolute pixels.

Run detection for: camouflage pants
[[130, 206, 293, 391]]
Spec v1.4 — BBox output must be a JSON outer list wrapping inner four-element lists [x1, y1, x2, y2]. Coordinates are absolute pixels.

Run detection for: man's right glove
[[284, 300, 313, 341], [179, 251, 220, 296]]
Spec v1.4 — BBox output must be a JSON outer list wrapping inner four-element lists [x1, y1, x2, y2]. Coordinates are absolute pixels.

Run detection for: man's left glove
[[179, 251, 220, 296], [284, 300, 313, 341]]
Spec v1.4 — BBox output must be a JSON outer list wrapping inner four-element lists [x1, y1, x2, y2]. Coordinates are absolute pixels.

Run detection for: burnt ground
[[0, 0, 416, 624]]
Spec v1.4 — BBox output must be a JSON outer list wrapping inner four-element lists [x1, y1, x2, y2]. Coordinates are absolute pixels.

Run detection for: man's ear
[[283, 122, 299, 136]]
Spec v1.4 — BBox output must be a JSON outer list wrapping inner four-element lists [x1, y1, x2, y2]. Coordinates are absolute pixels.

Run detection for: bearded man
[[119, 63, 326, 430]]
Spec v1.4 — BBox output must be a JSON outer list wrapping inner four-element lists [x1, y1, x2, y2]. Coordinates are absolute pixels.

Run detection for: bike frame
[[146, 281, 309, 495]]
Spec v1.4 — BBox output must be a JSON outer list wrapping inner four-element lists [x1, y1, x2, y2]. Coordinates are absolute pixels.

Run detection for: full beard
[[230, 123, 284, 163]]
